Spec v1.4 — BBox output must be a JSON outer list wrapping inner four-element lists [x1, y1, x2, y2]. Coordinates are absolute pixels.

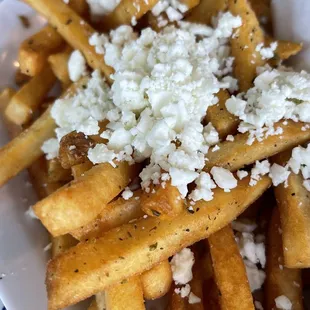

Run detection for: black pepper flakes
[[151, 209, 161, 217], [74, 269, 79, 273], [149, 242, 158, 251]]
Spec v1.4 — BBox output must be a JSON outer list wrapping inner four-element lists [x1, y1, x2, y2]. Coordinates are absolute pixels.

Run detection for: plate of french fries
[[1, 0, 310, 309]]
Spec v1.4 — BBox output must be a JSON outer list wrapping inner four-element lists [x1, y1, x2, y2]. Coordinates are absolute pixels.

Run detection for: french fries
[[47, 158, 72, 183], [273, 150, 310, 268], [208, 225, 254, 310], [51, 234, 78, 258], [100, 0, 159, 30], [105, 277, 145, 310], [34, 162, 140, 236], [71, 161, 94, 180], [140, 181, 184, 219], [48, 46, 73, 89], [204, 121, 310, 172], [265, 207, 303, 310], [25, 0, 114, 81], [46, 176, 270, 309], [141, 260, 172, 300], [5, 66, 56, 125]]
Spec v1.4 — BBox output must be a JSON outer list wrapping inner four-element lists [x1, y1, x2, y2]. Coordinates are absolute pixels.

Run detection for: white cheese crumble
[[122, 187, 133, 200], [210, 167, 237, 191], [237, 170, 248, 180], [188, 292, 201, 304], [255, 42, 278, 60], [86, 0, 121, 17], [254, 301, 264, 310], [68, 50, 87, 82], [226, 134, 234, 141], [170, 248, 195, 285], [25, 206, 38, 219], [275, 295, 292, 310], [249, 160, 270, 186], [175, 283, 191, 297], [226, 67, 310, 145]]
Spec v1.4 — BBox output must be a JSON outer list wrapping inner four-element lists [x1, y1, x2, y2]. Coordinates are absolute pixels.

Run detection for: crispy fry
[[265, 208, 303, 310], [141, 260, 172, 300], [48, 46, 73, 89], [208, 225, 254, 310], [15, 69, 31, 87], [140, 181, 184, 220], [59, 131, 95, 169], [71, 189, 143, 241], [25, 0, 113, 81], [46, 176, 270, 309], [47, 158, 72, 183], [34, 162, 140, 236], [51, 234, 78, 258], [71, 161, 94, 180], [228, 0, 265, 92], [105, 277, 145, 310], [204, 121, 310, 172], [205, 90, 239, 138], [249, 0, 271, 30], [5, 66, 56, 125], [100, 0, 159, 30], [273, 150, 310, 268]]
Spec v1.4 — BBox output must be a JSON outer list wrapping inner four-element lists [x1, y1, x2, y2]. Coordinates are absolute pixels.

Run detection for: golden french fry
[[5, 66, 56, 125], [228, 0, 265, 92], [34, 162, 140, 236], [18, 25, 65, 76], [25, 0, 113, 81], [47, 158, 72, 183], [48, 46, 73, 89], [51, 234, 78, 258], [273, 150, 310, 268], [71, 189, 143, 241], [204, 121, 310, 172], [141, 260, 172, 300], [205, 90, 239, 138], [105, 277, 145, 310], [100, 0, 159, 30], [265, 208, 303, 310], [71, 161, 94, 180], [0, 79, 88, 188], [46, 176, 270, 309], [208, 225, 254, 310], [140, 181, 184, 219]]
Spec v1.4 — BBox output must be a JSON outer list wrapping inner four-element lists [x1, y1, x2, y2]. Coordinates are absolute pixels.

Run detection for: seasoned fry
[[71, 190, 144, 241], [269, 39, 303, 65], [105, 277, 145, 310], [5, 66, 56, 125], [47, 158, 72, 183], [204, 121, 310, 172], [51, 234, 78, 258], [140, 181, 184, 219], [100, 0, 159, 30], [59, 131, 95, 169], [34, 162, 140, 236], [71, 161, 94, 180], [208, 225, 254, 310], [141, 260, 172, 300], [265, 208, 303, 310], [48, 46, 73, 89], [205, 90, 239, 138], [18, 25, 65, 76], [25, 0, 113, 81], [46, 176, 270, 309], [273, 150, 310, 268]]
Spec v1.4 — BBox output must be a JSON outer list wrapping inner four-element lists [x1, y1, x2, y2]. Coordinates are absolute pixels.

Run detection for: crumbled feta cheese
[[275, 295, 292, 310], [237, 170, 248, 180], [255, 42, 278, 60], [188, 292, 201, 304], [189, 172, 216, 202], [175, 283, 191, 297], [244, 260, 266, 292], [269, 163, 290, 186], [226, 67, 310, 145], [211, 145, 220, 152], [249, 160, 270, 186], [68, 50, 87, 82], [25, 206, 38, 219], [170, 248, 195, 285], [226, 134, 234, 141], [210, 167, 237, 191], [86, 0, 121, 17], [254, 301, 263, 310], [232, 219, 257, 233], [122, 187, 133, 200], [63, 0, 69, 3], [41, 138, 59, 160]]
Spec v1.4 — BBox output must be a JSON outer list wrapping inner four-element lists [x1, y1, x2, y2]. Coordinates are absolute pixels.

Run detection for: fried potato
[[100, 0, 159, 30], [18, 25, 65, 76], [208, 225, 254, 310], [46, 176, 270, 309], [47, 158, 72, 183], [205, 90, 239, 138], [71, 189, 143, 241], [265, 207, 303, 310], [34, 162, 140, 236], [5, 66, 56, 125], [105, 277, 145, 310], [204, 121, 310, 172], [25, 0, 113, 82], [140, 181, 184, 220], [51, 234, 78, 258], [273, 150, 310, 268], [48, 46, 73, 89], [141, 260, 172, 300], [59, 131, 95, 169], [71, 161, 94, 180], [228, 0, 265, 92]]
